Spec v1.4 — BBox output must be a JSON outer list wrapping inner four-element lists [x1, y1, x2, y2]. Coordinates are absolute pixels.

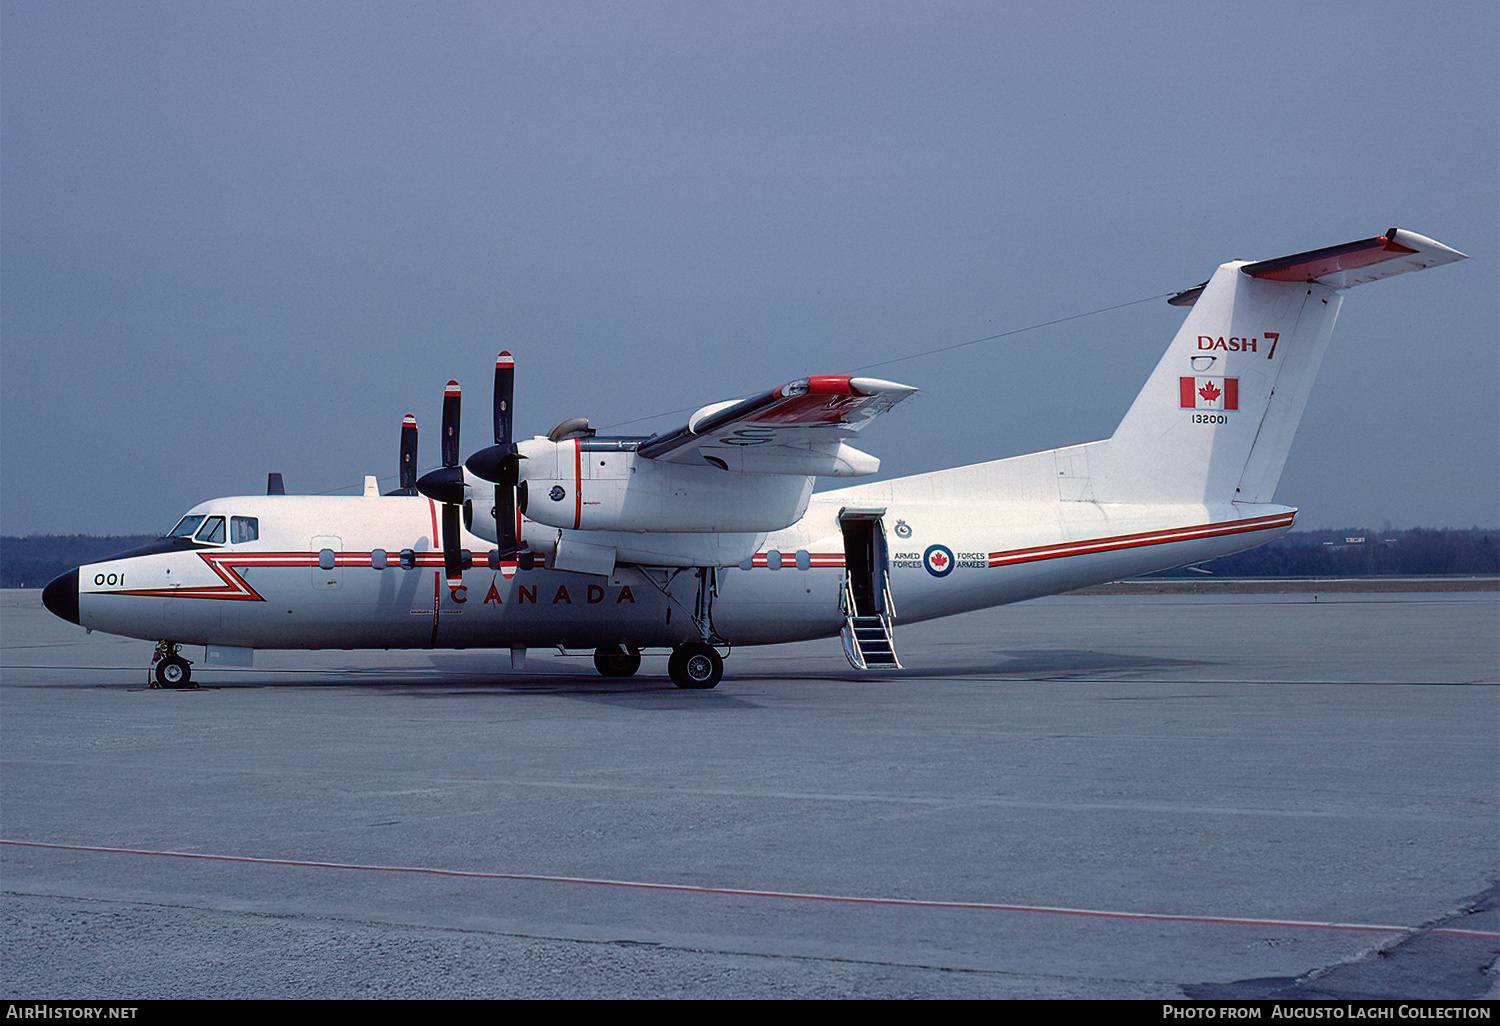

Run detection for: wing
[[636, 375, 917, 477]]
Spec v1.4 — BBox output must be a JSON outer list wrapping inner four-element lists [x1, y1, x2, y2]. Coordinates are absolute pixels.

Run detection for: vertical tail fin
[[1090, 229, 1465, 506]]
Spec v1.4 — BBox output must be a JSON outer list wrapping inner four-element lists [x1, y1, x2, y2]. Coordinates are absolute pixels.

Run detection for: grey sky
[[3, 1, 1496, 536]]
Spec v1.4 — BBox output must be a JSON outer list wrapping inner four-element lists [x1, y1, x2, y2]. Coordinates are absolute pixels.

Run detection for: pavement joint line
[[6, 839, 1496, 940]]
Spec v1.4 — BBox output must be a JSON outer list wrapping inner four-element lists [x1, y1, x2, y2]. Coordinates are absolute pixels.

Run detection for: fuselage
[[51, 452, 1294, 656]]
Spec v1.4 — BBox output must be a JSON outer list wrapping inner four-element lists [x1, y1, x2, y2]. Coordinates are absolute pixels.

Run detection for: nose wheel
[[150, 643, 196, 690], [668, 643, 723, 689]]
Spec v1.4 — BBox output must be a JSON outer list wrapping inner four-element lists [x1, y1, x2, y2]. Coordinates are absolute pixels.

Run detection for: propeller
[[465, 352, 526, 564], [416, 381, 470, 586], [382, 414, 419, 496]]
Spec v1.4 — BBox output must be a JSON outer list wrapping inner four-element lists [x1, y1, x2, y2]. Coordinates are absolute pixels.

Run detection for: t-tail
[[1090, 228, 1466, 506]]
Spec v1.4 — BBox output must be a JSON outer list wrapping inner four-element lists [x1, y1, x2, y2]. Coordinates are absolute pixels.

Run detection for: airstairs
[[840, 572, 901, 670], [837, 510, 902, 670]]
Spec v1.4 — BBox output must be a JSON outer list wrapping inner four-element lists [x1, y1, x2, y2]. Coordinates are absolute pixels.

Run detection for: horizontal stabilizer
[[1241, 228, 1466, 289]]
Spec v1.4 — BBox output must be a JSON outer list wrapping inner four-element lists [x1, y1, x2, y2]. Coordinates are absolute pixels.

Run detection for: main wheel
[[153, 655, 194, 689], [667, 643, 723, 690], [593, 645, 642, 678]]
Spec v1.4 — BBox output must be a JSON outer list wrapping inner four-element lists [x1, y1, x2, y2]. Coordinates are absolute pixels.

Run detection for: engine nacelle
[[515, 437, 815, 534], [458, 478, 764, 569]]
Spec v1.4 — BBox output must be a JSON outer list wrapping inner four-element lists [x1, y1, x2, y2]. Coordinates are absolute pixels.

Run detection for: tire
[[667, 643, 723, 690], [153, 655, 194, 690], [593, 645, 642, 678]]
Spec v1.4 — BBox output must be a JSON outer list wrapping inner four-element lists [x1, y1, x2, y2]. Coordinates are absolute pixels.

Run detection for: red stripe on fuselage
[[741, 515, 1293, 573], [748, 552, 846, 568], [98, 549, 450, 602], [986, 513, 1295, 568]]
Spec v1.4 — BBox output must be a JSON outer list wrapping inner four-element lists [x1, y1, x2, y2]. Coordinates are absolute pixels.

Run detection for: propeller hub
[[416, 465, 466, 506], [465, 445, 520, 485]]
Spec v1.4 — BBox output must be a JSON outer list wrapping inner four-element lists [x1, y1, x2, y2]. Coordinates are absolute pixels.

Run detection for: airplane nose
[[41, 568, 80, 625]]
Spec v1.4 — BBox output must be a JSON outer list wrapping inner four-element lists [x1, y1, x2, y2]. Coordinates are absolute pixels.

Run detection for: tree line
[[2, 535, 157, 589], [1167, 527, 1499, 578]]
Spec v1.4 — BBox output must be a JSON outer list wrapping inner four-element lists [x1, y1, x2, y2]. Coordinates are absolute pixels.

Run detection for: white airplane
[[41, 229, 1466, 689]]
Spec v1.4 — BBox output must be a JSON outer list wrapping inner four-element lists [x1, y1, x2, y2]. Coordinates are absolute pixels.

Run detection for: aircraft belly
[[236, 566, 681, 650], [712, 566, 845, 645], [428, 568, 680, 649]]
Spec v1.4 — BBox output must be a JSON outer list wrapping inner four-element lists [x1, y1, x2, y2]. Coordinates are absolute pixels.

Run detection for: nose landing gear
[[150, 642, 196, 690]]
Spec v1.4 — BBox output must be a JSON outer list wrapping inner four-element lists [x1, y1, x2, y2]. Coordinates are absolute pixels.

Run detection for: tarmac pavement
[[2, 588, 1495, 999]]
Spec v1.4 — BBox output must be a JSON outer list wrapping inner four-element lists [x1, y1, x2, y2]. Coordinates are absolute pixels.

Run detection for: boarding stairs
[[840, 572, 902, 670]]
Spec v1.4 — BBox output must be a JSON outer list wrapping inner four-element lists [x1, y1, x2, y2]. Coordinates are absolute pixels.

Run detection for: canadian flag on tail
[[1179, 376, 1238, 411]]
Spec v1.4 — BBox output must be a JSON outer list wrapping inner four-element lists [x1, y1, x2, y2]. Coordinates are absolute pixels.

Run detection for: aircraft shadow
[[734, 648, 1210, 682], [156, 648, 1209, 700]]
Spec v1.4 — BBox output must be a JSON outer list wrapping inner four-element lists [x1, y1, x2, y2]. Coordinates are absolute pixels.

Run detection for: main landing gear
[[589, 642, 725, 689], [592, 644, 642, 678], [667, 643, 723, 690], [149, 642, 196, 690]]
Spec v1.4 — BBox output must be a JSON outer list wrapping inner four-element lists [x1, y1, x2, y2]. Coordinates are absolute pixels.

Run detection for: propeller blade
[[494, 351, 514, 446], [399, 414, 418, 493], [460, 352, 525, 561], [495, 472, 518, 554], [441, 501, 466, 583], [418, 386, 466, 504], [441, 380, 461, 469]]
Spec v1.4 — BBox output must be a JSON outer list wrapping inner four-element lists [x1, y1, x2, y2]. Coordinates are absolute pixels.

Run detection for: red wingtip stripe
[[804, 375, 855, 395]]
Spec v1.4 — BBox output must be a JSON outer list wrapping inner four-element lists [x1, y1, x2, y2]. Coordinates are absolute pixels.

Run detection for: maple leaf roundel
[[923, 544, 955, 578]]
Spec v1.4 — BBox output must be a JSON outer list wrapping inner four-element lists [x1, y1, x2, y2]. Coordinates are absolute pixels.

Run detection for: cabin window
[[195, 516, 226, 545], [230, 516, 260, 543], [169, 515, 205, 538]]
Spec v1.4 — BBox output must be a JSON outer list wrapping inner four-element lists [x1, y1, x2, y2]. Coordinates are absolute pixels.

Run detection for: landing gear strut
[[668, 643, 723, 690], [150, 642, 195, 690], [593, 644, 642, 678]]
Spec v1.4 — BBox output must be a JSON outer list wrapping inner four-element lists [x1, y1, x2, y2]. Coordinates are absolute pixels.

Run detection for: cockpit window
[[194, 516, 226, 545], [230, 516, 259, 544], [169, 515, 206, 538]]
